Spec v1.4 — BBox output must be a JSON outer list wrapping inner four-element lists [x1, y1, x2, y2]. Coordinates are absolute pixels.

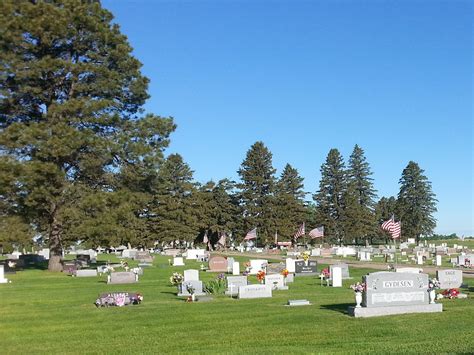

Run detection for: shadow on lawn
[[320, 303, 352, 315]]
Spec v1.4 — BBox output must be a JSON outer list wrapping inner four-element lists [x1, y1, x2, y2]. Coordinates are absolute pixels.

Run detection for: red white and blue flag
[[244, 228, 257, 241], [309, 226, 324, 238], [381, 215, 401, 239], [293, 223, 305, 240]]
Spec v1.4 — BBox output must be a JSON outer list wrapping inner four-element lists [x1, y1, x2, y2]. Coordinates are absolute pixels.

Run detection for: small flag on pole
[[218, 232, 226, 246], [293, 223, 305, 240], [381, 215, 401, 239], [309, 226, 324, 238], [244, 228, 257, 241]]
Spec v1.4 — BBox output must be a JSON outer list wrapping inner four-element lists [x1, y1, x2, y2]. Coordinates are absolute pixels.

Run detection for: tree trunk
[[48, 206, 63, 272]]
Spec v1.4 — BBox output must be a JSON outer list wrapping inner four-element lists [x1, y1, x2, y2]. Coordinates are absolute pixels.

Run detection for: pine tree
[[397, 161, 437, 244], [0, 0, 175, 270], [148, 154, 199, 245], [344, 145, 377, 245], [237, 141, 276, 245], [274, 164, 307, 242], [313, 149, 346, 245]]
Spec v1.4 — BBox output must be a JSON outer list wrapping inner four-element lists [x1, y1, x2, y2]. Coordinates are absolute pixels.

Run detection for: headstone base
[[348, 303, 443, 318], [0, 278, 8, 283], [177, 292, 206, 297], [295, 272, 318, 277]]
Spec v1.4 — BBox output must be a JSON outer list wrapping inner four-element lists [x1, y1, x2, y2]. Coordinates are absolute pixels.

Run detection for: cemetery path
[[215, 251, 474, 278]]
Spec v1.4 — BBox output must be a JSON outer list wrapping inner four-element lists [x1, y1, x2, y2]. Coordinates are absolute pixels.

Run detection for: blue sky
[[103, 0, 473, 236]]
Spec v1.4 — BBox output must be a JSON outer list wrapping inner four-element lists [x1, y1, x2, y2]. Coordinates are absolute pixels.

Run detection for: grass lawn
[[1, 254, 473, 354]]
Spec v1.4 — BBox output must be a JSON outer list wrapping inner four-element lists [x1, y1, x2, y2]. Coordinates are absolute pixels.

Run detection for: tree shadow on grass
[[320, 303, 352, 315]]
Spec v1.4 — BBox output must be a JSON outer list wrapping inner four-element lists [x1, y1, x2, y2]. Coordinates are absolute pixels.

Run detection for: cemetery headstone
[[238, 284, 272, 299], [330, 263, 350, 279], [0, 265, 8, 283], [436, 255, 442, 266], [173, 257, 185, 266], [226, 276, 248, 295], [178, 280, 205, 297], [75, 269, 98, 277], [108, 272, 138, 284], [232, 262, 240, 276], [436, 270, 463, 289], [348, 271, 442, 317], [184, 269, 200, 282], [226, 257, 235, 273], [287, 299, 311, 306], [295, 260, 317, 276], [265, 274, 288, 290], [331, 267, 342, 287], [266, 262, 285, 274], [285, 273, 294, 283], [208, 256, 228, 272], [285, 258, 296, 273], [249, 259, 268, 275]]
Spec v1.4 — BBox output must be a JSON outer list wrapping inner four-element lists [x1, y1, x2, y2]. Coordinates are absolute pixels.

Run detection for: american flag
[[293, 223, 305, 240], [218, 232, 226, 246], [381, 216, 401, 239], [244, 228, 257, 240], [309, 226, 324, 238]]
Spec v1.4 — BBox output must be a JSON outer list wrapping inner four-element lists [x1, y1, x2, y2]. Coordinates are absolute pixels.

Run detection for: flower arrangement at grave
[[204, 274, 226, 295], [428, 278, 440, 292], [244, 261, 252, 273], [281, 269, 289, 278], [319, 268, 330, 280], [95, 292, 143, 307], [302, 252, 310, 265], [441, 288, 460, 299], [256, 270, 266, 283], [350, 282, 365, 293], [169, 272, 184, 285]]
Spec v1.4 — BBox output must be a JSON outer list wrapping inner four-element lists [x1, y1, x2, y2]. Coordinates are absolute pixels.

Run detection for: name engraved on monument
[[436, 270, 462, 289], [295, 261, 317, 274], [363, 272, 428, 307]]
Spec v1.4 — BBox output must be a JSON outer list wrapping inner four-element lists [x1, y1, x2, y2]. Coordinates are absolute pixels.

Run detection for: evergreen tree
[[274, 164, 306, 242], [397, 161, 437, 244], [313, 149, 346, 245], [344, 145, 377, 245], [374, 196, 398, 243], [0, 0, 175, 270], [237, 141, 276, 245], [148, 154, 199, 245]]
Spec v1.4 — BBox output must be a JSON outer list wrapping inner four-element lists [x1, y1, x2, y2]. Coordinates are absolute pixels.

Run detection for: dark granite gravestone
[[295, 261, 317, 275], [18, 254, 44, 266]]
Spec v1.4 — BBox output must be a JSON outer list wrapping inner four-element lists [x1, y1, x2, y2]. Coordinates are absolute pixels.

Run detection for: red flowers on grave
[[281, 269, 289, 278], [442, 288, 460, 299], [256, 270, 266, 283]]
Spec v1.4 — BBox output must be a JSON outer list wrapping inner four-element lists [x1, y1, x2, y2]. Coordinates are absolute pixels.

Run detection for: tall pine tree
[[0, 0, 175, 270], [274, 164, 306, 242], [313, 149, 346, 245], [397, 161, 437, 244], [238, 141, 276, 245], [344, 145, 377, 245]]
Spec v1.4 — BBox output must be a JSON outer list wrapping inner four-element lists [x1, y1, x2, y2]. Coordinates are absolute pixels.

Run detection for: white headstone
[[366, 252, 371, 261], [238, 284, 272, 299], [265, 274, 286, 290], [436, 255, 442, 266], [396, 267, 423, 273], [332, 267, 342, 287], [184, 269, 199, 282], [173, 257, 184, 266], [285, 258, 296, 273], [0, 265, 8, 283], [232, 261, 240, 275], [417, 255, 423, 265], [249, 259, 267, 275]]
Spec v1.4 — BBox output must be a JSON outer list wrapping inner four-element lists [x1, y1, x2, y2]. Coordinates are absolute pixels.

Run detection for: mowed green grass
[[0, 255, 473, 354]]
